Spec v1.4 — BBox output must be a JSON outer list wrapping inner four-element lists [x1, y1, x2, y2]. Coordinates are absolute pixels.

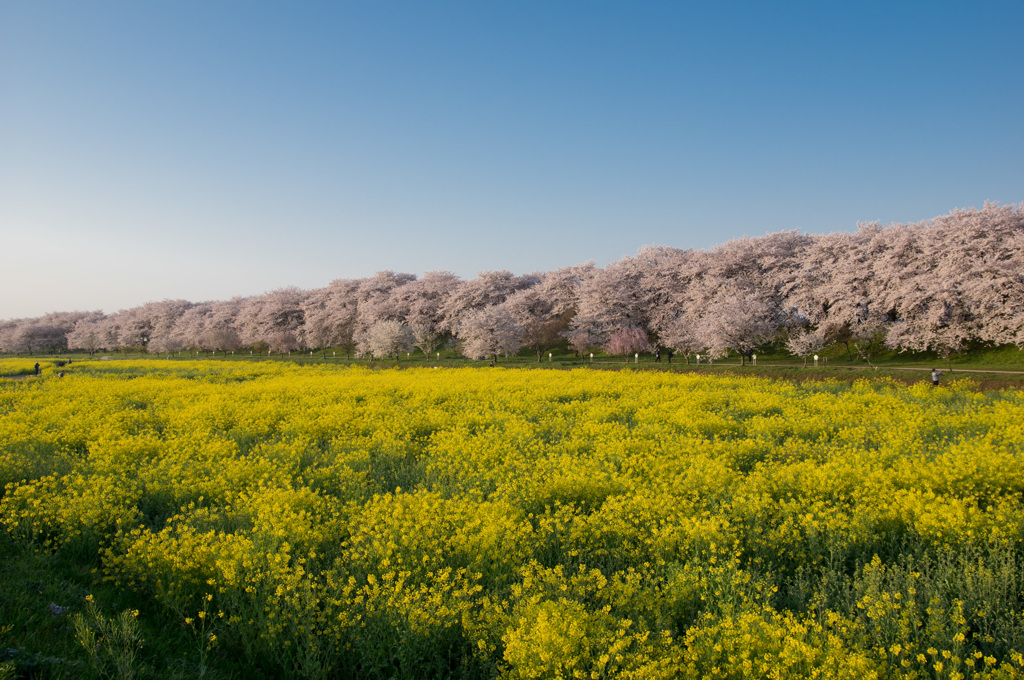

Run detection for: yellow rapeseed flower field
[[2, 361, 1022, 678]]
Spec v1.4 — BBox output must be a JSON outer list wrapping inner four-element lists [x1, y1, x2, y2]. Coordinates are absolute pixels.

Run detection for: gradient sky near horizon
[[2, 1, 1022, 320]]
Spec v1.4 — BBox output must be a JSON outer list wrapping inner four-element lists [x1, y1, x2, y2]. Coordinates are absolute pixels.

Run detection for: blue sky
[[2, 1, 1022, 319]]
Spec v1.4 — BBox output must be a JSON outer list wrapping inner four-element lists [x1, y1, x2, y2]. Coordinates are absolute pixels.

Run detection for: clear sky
[[2, 1, 1022, 320]]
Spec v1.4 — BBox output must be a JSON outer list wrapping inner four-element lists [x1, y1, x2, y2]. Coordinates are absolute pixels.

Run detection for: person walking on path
[[931, 368, 942, 386], [34, 362, 39, 376]]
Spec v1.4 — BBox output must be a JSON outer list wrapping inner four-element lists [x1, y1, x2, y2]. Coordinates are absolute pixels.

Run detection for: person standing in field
[[931, 368, 942, 386], [34, 362, 39, 376]]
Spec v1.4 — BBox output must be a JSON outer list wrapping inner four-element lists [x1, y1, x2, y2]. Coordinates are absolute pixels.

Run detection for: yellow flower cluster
[[2, 361, 1023, 678], [0, 357, 57, 377]]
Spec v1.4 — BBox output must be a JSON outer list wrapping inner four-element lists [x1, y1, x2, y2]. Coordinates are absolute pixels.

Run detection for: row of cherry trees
[[3, 203, 1022, 362]]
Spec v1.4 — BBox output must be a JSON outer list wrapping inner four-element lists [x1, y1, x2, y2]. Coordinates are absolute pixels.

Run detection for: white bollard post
[[752, 354, 756, 366], [590, 353, 593, 363], [635, 353, 639, 365], [549, 352, 552, 362], [814, 354, 818, 367], [696, 354, 700, 365]]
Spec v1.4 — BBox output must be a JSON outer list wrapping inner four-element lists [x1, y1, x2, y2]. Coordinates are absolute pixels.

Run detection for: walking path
[[882, 366, 1024, 375], [754, 363, 1024, 375]]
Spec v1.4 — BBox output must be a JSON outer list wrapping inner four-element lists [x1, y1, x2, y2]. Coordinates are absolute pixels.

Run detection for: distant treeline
[[2, 203, 1022, 363]]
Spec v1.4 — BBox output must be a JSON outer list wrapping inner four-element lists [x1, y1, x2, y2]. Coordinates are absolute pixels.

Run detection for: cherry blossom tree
[[113, 306, 155, 352], [603, 327, 652, 363], [170, 304, 213, 353], [568, 261, 648, 347], [753, 231, 813, 314], [695, 291, 780, 365], [355, 271, 417, 333], [659, 315, 702, 364], [862, 204, 1024, 363], [1, 311, 98, 354], [303, 305, 354, 358], [148, 332, 184, 355], [165, 300, 240, 355], [236, 288, 307, 349], [566, 328, 600, 358], [392, 271, 460, 326], [406, 321, 441, 359], [201, 298, 244, 354], [917, 201, 1019, 350], [786, 326, 829, 367], [269, 330, 299, 354], [787, 231, 853, 332], [13, 323, 68, 354], [631, 246, 696, 344], [880, 231, 972, 368], [358, 320, 414, 359], [849, 318, 887, 368], [66, 315, 119, 354], [505, 285, 571, 362], [205, 327, 242, 353], [801, 225, 891, 360], [116, 300, 195, 354], [0, 320, 18, 353], [302, 280, 360, 358], [148, 306, 191, 354], [2, 321, 30, 354], [440, 270, 538, 335], [673, 235, 800, 354], [458, 304, 523, 362], [536, 263, 596, 316], [398, 271, 461, 358], [972, 207, 1024, 347]]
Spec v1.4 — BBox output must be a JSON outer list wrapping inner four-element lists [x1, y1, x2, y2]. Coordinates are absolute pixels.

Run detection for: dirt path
[[885, 367, 1024, 375], [754, 363, 1024, 375]]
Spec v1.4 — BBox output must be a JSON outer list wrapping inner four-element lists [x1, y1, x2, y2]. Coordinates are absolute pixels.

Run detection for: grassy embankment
[[5, 342, 1023, 390]]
